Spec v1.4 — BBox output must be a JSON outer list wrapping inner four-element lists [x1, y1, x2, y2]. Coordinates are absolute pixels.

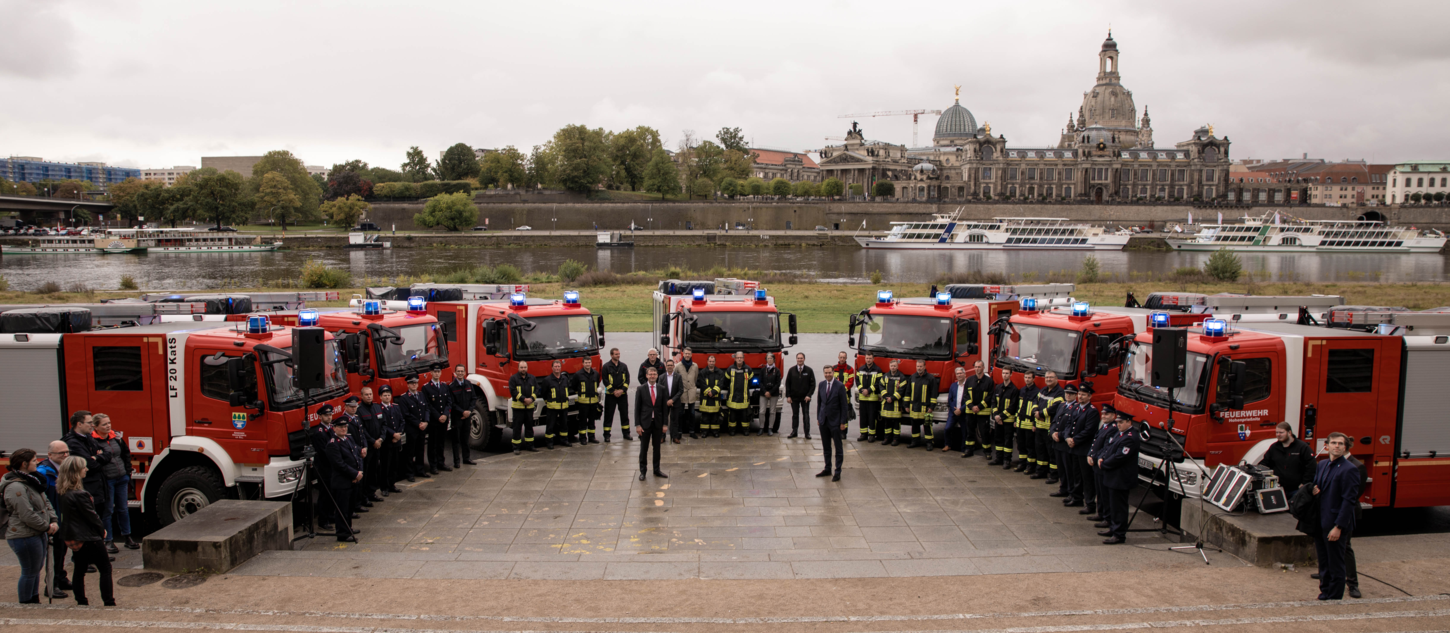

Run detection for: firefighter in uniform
[[323, 411, 363, 542], [448, 365, 478, 467], [376, 385, 405, 494], [879, 360, 908, 446], [724, 351, 752, 436], [601, 348, 632, 442], [906, 363, 938, 449], [355, 390, 387, 500], [989, 367, 1020, 468], [339, 396, 375, 508], [573, 356, 601, 445], [855, 353, 883, 442], [421, 368, 453, 474], [508, 361, 539, 454], [1087, 404, 1119, 524], [963, 361, 995, 458], [675, 348, 700, 439], [697, 355, 724, 437], [1032, 371, 1065, 480], [1048, 383, 1079, 490], [309, 404, 339, 529], [1065, 384, 1099, 510], [1016, 373, 1040, 473], [541, 360, 572, 448], [398, 375, 430, 480]]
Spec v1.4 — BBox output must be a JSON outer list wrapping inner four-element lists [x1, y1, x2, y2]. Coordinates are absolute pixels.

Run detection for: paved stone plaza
[[229, 435, 1236, 580]]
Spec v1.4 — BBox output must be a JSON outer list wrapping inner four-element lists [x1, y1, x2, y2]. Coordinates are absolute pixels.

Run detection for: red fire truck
[[0, 314, 348, 526], [362, 289, 604, 451], [1115, 312, 1450, 509], [652, 279, 797, 419]]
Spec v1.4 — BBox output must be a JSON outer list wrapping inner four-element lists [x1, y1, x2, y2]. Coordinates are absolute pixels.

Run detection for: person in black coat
[[322, 416, 363, 542], [784, 353, 816, 438], [815, 366, 850, 481], [356, 387, 385, 498], [397, 375, 431, 479], [637, 348, 667, 385], [1086, 405, 1119, 524], [1312, 432, 1360, 600], [56, 455, 113, 606], [1065, 384, 1100, 511], [1048, 384, 1079, 491], [375, 385, 406, 493], [601, 348, 631, 442], [62, 411, 110, 505], [1263, 422, 1316, 494], [634, 367, 669, 480], [662, 359, 684, 443], [339, 396, 374, 509], [1096, 414, 1140, 544], [755, 357, 783, 436], [448, 365, 479, 467], [421, 368, 453, 474]]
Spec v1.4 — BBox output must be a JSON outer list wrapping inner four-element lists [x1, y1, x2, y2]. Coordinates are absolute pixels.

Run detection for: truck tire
[[153, 466, 226, 527], [469, 402, 492, 449]]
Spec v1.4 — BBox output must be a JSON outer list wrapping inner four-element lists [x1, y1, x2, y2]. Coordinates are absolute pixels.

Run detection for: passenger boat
[[0, 234, 104, 254], [854, 211, 1130, 251], [1167, 213, 1447, 253], [101, 228, 283, 254]]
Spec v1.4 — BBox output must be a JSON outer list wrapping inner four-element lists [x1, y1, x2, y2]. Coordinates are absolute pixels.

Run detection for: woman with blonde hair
[[56, 456, 113, 606]]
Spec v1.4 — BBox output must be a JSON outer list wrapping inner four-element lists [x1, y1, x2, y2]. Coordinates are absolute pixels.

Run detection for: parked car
[[356, 222, 380, 232], [516, 225, 532, 231], [207, 226, 239, 232], [472, 225, 489, 231], [815, 225, 828, 232]]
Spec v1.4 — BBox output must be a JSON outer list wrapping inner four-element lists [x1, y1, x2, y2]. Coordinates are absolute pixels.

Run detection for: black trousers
[[675, 404, 695, 438], [1105, 485, 1131, 538], [1315, 528, 1352, 599], [50, 531, 70, 590], [638, 424, 664, 472], [329, 480, 356, 538], [511, 408, 535, 447], [973, 414, 993, 451], [543, 407, 568, 446], [450, 411, 472, 464], [1016, 426, 1035, 467], [406, 426, 426, 473], [1055, 446, 1071, 490], [819, 421, 844, 474], [314, 463, 335, 525], [576, 402, 599, 440], [1092, 466, 1106, 511], [362, 440, 381, 494], [858, 401, 879, 438], [426, 417, 447, 468], [71, 541, 113, 605], [381, 437, 402, 489], [603, 394, 630, 438], [993, 421, 1014, 462], [1034, 428, 1053, 475], [727, 406, 749, 431], [789, 398, 811, 434], [1073, 454, 1094, 504]]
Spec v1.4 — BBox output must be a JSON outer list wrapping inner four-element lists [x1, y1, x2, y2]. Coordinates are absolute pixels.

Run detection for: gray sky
[[3, 0, 1447, 171]]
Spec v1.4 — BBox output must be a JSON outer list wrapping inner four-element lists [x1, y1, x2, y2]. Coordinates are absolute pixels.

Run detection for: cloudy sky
[[3, 0, 1447, 171]]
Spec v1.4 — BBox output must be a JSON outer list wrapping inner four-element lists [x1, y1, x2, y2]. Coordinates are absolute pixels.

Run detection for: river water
[[1, 246, 1445, 291]]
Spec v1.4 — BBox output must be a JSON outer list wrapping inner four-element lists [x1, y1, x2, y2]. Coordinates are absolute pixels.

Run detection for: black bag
[[1289, 485, 1320, 537]]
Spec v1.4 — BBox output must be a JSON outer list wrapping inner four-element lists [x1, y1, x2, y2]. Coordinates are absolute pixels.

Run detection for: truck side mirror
[[788, 335, 798, 346], [596, 315, 605, 347], [1228, 360, 1247, 409], [1094, 334, 1115, 375], [966, 320, 980, 356], [788, 314, 798, 335], [847, 315, 857, 348], [225, 357, 261, 410], [660, 335, 670, 347], [342, 333, 361, 373], [1083, 333, 1100, 377]]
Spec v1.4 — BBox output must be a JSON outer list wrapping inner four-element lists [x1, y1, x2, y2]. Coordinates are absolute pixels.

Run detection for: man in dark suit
[[397, 375, 431, 480], [815, 365, 850, 482], [1312, 432, 1361, 600], [1086, 404, 1119, 525], [662, 359, 684, 444], [1096, 413, 1140, 544], [634, 367, 669, 481], [421, 368, 453, 474], [784, 353, 816, 439], [1065, 384, 1100, 511], [448, 365, 478, 467], [322, 413, 363, 542]]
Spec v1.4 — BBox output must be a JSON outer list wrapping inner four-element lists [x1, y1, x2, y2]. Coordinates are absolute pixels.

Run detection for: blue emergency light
[[877, 290, 893, 304], [1149, 312, 1170, 328], [246, 315, 270, 334], [510, 293, 527, 307], [754, 288, 767, 301], [362, 300, 381, 316], [692, 287, 706, 300], [1203, 319, 1228, 337], [298, 309, 319, 326], [407, 296, 426, 312], [563, 290, 580, 305], [1021, 297, 1038, 312], [935, 292, 951, 306], [1071, 302, 1091, 317]]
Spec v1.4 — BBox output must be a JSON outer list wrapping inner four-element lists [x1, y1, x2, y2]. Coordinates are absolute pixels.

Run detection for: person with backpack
[[56, 455, 114, 606], [4, 448, 59, 604]]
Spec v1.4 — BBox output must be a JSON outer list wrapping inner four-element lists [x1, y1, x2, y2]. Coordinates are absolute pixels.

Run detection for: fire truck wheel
[[155, 466, 226, 527], [469, 403, 493, 450]]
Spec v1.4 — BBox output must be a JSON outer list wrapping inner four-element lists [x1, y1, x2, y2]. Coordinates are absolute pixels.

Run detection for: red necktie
[[650, 385, 657, 405]]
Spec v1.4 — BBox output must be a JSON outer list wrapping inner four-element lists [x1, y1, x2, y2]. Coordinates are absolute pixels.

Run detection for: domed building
[[933, 94, 978, 146]]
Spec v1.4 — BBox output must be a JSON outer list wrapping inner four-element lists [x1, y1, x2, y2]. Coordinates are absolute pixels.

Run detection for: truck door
[[80, 335, 162, 442], [189, 348, 270, 465], [1301, 339, 1391, 504]]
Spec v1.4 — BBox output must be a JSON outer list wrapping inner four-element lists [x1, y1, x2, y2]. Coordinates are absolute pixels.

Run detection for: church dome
[[934, 101, 978, 141], [1101, 31, 1117, 51]]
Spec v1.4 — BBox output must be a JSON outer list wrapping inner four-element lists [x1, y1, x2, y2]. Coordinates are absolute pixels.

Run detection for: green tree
[[694, 140, 725, 182], [718, 177, 740, 198], [369, 167, 404, 183], [326, 160, 369, 182], [414, 192, 478, 231], [610, 126, 662, 191], [479, 146, 527, 189], [1411, 192, 1423, 203], [691, 177, 715, 199], [820, 177, 844, 198], [793, 180, 818, 197], [1204, 248, 1242, 282], [256, 171, 302, 229], [716, 127, 748, 154], [642, 149, 681, 198], [552, 124, 610, 194], [849, 183, 863, 196], [722, 149, 753, 180], [1436, 192, 1447, 203], [250, 150, 322, 221], [435, 143, 480, 181], [0, 177, 21, 195], [745, 177, 766, 196], [873, 180, 895, 197], [525, 143, 554, 190], [107, 177, 150, 219], [51, 179, 93, 199], [401, 146, 432, 182], [769, 177, 791, 197], [320, 194, 371, 228], [186, 168, 249, 229]]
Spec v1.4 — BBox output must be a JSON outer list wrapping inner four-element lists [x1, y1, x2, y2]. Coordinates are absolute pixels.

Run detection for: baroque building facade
[[818, 33, 1232, 203]]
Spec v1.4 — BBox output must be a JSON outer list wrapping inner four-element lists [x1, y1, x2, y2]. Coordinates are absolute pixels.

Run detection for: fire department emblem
[[232, 412, 248, 430], [1236, 424, 1248, 441]]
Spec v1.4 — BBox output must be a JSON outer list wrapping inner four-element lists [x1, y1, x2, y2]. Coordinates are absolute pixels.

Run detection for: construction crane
[[838, 109, 943, 147]]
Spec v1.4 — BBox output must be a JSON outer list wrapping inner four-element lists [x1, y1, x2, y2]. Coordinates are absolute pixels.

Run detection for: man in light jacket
[[674, 348, 701, 439]]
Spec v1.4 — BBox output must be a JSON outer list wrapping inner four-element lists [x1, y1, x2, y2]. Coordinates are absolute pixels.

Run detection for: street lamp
[[552, 216, 557, 232], [648, 217, 653, 231]]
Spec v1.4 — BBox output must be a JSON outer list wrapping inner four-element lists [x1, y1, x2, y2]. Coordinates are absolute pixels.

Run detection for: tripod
[[1123, 385, 1212, 564]]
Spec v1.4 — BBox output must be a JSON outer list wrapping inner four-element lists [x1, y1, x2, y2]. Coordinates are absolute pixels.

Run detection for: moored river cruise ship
[[1168, 214, 1446, 253], [854, 212, 1131, 251]]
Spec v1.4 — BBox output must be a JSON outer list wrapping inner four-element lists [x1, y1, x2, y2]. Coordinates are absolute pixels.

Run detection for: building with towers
[[818, 32, 1231, 203]]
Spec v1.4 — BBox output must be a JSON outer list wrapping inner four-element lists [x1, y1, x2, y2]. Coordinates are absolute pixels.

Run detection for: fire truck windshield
[[514, 315, 598, 359], [376, 323, 447, 376], [858, 315, 953, 358], [1118, 341, 1212, 412], [996, 324, 1080, 377], [684, 311, 780, 351], [263, 339, 349, 408]]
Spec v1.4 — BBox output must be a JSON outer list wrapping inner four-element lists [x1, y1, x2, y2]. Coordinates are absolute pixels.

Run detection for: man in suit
[[634, 367, 669, 480], [784, 353, 816, 439], [662, 359, 684, 444], [421, 368, 453, 473], [397, 375, 430, 480], [1065, 384, 1100, 511], [448, 365, 479, 466], [322, 412, 363, 542], [944, 366, 971, 453], [815, 365, 850, 482], [1313, 432, 1361, 600], [1047, 382, 1078, 489], [376, 385, 406, 494], [1097, 413, 1140, 544], [1086, 404, 1119, 526]]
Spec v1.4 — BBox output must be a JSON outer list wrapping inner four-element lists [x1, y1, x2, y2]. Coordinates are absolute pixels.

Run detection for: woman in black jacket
[[56, 456, 113, 606]]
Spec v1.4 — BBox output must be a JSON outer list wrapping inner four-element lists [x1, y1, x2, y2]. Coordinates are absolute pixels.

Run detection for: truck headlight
[[278, 465, 305, 484]]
